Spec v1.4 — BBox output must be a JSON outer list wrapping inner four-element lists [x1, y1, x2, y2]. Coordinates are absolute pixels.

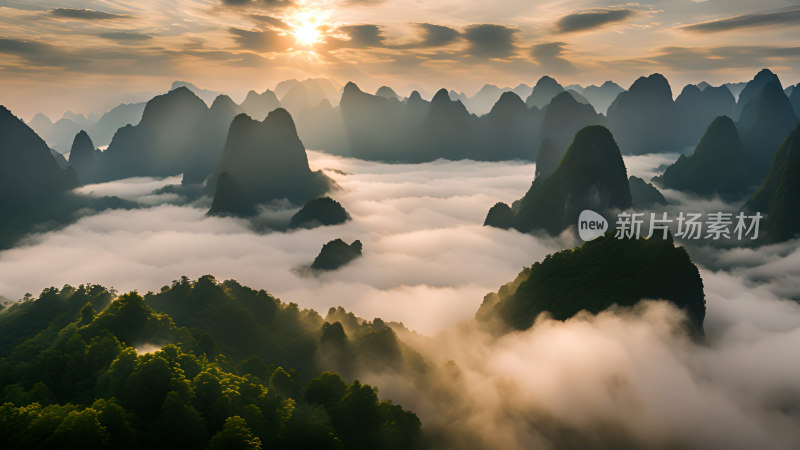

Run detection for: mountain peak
[[488, 91, 526, 116], [210, 94, 238, 111], [375, 86, 400, 100], [431, 88, 451, 103], [629, 73, 672, 98], [535, 75, 560, 89], [343, 81, 362, 95], [754, 68, 777, 82]]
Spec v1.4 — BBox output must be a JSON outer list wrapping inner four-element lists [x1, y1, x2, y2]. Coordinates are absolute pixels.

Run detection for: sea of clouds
[[1, 150, 799, 448]]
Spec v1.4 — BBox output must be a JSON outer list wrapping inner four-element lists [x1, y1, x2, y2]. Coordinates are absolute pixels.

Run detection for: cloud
[[682, 6, 800, 33], [646, 45, 800, 71], [530, 42, 576, 73], [50, 8, 131, 20], [220, 0, 294, 8], [229, 27, 293, 52], [326, 25, 385, 49], [365, 290, 800, 449], [342, 0, 386, 5], [463, 24, 517, 58], [98, 32, 153, 42], [415, 23, 461, 47], [0, 36, 179, 75], [3, 150, 800, 447], [0, 37, 75, 67], [556, 8, 636, 33], [249, 14, 290, 30], [0, 153, 553, 334]]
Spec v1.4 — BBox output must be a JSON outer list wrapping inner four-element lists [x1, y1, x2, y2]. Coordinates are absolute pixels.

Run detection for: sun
[[290, 10, 323, 46]]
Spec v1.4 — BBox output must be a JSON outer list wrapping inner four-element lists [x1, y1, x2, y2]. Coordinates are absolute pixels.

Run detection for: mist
[[0, 152, 564, 334], [2, 151, 799, 448]]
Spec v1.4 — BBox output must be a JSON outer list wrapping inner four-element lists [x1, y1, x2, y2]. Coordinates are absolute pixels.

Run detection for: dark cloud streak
[[416, 23, 460, 47], [530, 42, 576, 73], [682, 6, 800, 33], [556, 8, 635, 33], [463, 24, 517, 58], [99, 32, 153, 42], [51, 8, 131, 20], [325, 25, 385, 50], [229, 27, 293, 52], [250, 14, 290, 30]]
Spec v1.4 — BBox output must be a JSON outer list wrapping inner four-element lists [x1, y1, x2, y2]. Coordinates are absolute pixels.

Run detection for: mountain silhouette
[[487, 125, 632, 234], [238, 89, 280, 120], [656, 116, 755, 198], [67, 130, 101, 183], [466, 84, 505, 116], [790, 84, 800, 118], [337, 82, 545, 162], [87, 102, 145, 147], [674, 84, 735, 148], [171, 80, 221, 104], [525, 76, 564, 109], [310, 239, 363, 272], [540, 91, 605, 156], [476, 234, 705, 332], [732, 68, 779, 120], [738, 80, 799, 178], [581, 81, 624, 114], [423, 88, 476, 160], [33, 115, 82, 153], [534, 138, 560, 180], [340, 81, 428, 161], [0, 105, 89, 248], [208, 171, 256, 217], [629, 175, 666, 208], [289, 196, 350, 229], [0, 106, 77, 212], [745, 123, 800, 241], [209, 108, 333, 215], [606, 73, 677, 154], [98, 87, 239, 185], [476, 91, 538, 160], [483, 202, 514, 229], [375, 86, 400, 100], [279, 78, 340, 118], [296, 99, 350, 156]]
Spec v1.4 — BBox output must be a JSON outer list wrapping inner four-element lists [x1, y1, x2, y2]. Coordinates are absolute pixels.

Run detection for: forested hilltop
[[0, 276, 421, 449]]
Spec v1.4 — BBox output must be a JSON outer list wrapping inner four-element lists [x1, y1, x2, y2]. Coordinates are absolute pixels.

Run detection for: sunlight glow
[[290, 9, 324, 46]]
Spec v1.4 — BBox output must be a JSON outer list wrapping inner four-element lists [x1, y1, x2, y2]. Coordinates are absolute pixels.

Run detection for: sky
[[1, 0, 799, 118]]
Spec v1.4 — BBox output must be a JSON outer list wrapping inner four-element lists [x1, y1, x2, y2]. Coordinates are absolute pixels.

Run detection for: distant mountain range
[[5, 68, 799, 244], [649, 69, 798, 201]]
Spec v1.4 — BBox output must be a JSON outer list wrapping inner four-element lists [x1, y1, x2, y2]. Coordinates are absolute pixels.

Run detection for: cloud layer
[[2, 151, 800, 447]]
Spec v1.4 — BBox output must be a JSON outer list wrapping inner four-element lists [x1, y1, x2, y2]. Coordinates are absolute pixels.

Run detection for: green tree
[[208, 416, 262, 450]]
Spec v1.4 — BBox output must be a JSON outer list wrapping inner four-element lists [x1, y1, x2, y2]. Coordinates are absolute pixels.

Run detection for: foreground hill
[[476, 234, 706, 333], [0, 276, 422, 449]]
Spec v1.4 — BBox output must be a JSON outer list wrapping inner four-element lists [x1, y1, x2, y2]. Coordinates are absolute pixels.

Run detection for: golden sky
[[1, 0, 799, 117]]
